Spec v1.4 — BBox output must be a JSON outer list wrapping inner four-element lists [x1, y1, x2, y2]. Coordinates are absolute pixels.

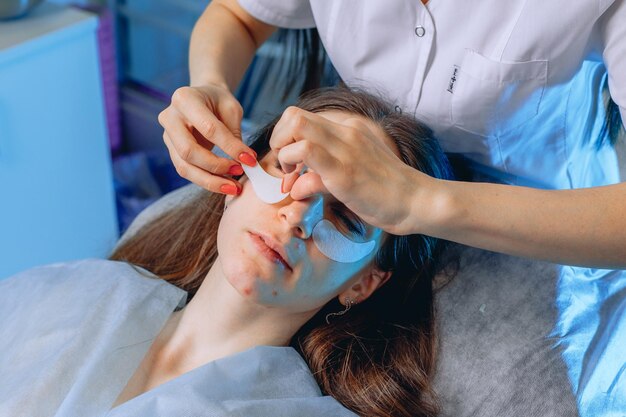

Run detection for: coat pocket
[[450, 49, 548, 137]]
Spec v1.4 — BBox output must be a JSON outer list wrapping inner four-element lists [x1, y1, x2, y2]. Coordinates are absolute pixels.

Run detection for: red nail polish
[[238, 152, 257, 167], [228, 164, 244, 175], [220, 184, 239, 195]]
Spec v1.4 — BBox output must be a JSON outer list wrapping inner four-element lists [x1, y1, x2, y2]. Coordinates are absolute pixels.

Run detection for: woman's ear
[[338, 268, 391, 305]]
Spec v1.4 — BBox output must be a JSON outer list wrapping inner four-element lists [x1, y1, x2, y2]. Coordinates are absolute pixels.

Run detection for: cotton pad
[[312, 219, 376, 263], [242, 163, 289, 204]]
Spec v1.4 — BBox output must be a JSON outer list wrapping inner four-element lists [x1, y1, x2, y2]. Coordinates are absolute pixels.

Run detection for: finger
[[165, 134, 242, 195], [215, 95, 244, 141], [179, 95, 257, 165], [280, 163, 306, 193], [189, 129, 243, 177], [341, 116, 377, 136], [281, 171, 300, 194], [280, 160, 297, 174], [269, 107, 344, 156], [163, 119, 240, 175], [192, 127, 215, 152], [289, 171, 329, 200], [277, 140, 341, 175], [270, 107, 352, 174]]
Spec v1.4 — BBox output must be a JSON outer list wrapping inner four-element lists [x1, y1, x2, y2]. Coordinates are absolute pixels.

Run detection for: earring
[[325, 297, 355, 324]]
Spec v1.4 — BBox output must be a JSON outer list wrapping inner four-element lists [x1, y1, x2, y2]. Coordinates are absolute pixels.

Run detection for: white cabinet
[[0, 3, 118, 279]]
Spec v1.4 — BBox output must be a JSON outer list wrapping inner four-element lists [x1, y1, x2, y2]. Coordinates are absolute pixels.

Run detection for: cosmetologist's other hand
[[271, 107, 436, 235], [159, 83, 258, 195]]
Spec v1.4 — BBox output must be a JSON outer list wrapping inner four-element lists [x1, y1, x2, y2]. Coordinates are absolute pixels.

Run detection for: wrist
[[189, 73, 230, 91], [404, 173, 458, 237]]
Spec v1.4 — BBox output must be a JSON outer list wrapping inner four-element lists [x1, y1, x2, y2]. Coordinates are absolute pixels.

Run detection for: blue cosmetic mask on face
[[311, 219, 376, 263], [241, 162, 376, 263]]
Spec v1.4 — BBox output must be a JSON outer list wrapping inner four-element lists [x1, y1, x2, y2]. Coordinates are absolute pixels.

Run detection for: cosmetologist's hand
[[158, 83, 258, 195], [271, 107, 435, 235]]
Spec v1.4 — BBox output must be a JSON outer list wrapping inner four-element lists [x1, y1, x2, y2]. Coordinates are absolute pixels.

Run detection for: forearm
[[189, 0, 275, 90], [419, 179, 626, 268]]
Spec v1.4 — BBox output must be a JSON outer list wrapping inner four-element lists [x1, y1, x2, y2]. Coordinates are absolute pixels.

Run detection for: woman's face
[[216, 111, 394, 313]]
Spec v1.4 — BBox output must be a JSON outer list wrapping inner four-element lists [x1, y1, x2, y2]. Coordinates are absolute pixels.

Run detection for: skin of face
[[216, 111, 396, 314]]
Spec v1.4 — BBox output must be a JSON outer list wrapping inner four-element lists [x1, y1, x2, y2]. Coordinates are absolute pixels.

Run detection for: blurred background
[[0, 0, 337, 278]]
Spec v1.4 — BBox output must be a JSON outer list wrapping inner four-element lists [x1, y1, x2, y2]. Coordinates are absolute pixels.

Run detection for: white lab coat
[[235, 1, 626, 416], [239, 0, 626, 189], [0, 259, 356, 417]]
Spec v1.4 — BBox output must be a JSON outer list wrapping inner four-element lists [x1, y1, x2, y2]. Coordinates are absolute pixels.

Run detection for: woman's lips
[[248, 232, 292, 271]]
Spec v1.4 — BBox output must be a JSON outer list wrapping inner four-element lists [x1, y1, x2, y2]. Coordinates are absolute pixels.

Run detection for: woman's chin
[[221, 258, 277, 300], [222, 266, 260, 298], [219, 254, 290, 306]]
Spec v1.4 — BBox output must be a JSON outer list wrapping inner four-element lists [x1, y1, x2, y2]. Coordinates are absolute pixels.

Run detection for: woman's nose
[[277, 197, 324, 239]]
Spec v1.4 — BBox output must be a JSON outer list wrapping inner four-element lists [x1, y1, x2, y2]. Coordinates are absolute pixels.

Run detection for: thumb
[[289, 171, 329, 200]]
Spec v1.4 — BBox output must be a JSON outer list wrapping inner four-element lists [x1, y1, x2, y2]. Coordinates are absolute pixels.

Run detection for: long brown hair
[[110, 86, 454, 417]]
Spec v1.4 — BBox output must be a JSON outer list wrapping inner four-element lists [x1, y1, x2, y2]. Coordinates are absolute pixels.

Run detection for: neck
[[150, 258, 314, 376]]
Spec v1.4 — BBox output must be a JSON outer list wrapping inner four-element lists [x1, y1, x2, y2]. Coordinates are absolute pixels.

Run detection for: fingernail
[[238, 152, 257, 167], [280, 178, 285, 194], [220, 184, 240, 195], [228, 164, 244, 176]]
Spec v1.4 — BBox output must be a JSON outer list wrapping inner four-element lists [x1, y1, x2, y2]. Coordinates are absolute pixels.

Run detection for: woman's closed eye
[[331, 204, 365, 237]]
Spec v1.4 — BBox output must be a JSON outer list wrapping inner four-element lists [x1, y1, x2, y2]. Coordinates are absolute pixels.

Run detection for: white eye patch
[[312, 219, 376, 263], [243, 163, 376, 264], [241, 162, 289, 204]]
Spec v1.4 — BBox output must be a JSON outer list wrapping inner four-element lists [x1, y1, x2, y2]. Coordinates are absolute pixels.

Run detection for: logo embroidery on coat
[[447, 65, 459, 94]]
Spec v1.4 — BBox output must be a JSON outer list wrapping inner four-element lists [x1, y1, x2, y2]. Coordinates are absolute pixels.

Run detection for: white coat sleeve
[[600, 0, 626, 124], [237, 0, 316, 29]]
